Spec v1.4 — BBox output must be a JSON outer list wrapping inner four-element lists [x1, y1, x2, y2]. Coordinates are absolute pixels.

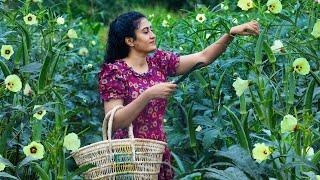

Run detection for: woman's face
[[131, 18, 156, 53]]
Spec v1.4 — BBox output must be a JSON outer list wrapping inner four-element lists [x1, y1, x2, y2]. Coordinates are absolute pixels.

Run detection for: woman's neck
[[124, 51, 148, 67]]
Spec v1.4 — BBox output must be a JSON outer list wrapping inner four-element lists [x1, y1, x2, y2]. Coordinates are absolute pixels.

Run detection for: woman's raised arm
[[176, 20, 260, 76]]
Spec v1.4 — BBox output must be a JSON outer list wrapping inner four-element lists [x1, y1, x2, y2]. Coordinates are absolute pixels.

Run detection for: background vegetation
[[0, 0, 319, 179]]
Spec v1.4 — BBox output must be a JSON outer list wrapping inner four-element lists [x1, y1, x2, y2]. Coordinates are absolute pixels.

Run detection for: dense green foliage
[[0, 0, 319, 179]]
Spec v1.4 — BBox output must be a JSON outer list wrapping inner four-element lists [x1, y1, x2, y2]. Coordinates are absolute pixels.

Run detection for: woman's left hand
[[230, 20, 260, 36]]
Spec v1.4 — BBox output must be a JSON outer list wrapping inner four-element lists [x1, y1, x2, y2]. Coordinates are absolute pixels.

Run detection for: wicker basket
[[72, 105, 167, 180]]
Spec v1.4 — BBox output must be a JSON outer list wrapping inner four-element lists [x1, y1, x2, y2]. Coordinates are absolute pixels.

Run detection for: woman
[[99, 11, 259, 179]]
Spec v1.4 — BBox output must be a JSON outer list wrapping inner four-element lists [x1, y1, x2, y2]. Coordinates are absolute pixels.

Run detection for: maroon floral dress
[[99, 49, 180, 180]]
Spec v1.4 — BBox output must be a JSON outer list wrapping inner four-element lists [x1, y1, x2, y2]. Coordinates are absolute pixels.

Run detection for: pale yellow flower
[[271, 40, 284, 53], [162, 20, 169, 27], [5, 74, 22, 92], [56, 17, 65, 25], [68, 43, 74, 49], [78, 47, 89, 56], [91, 40, 96, 46], [148, 14, 154, 18], [267, 0, 282, 14], [206, 33, 211, 39], [1, 45, 14, 60], [237, 0, 254, 11], [179, 47, 183, 51], [252, 143, 271, 163], [292, 58, 310, 75], [195, 125, 202, 132], [63, 133, 81, 152], [23, 141, 45, 160], [221, 3, 229, 10], [33, 105, 47, 120], [23, 13, 38, 25], [23, 83, 33, 96], [87, 64, 93, 68], [316, 175, 320, 180], [311, 19, 320, 38], [280, 114, 298, 133], [167, 14, 171, 19], [196, 14, 206, 23], [0, 155, 5, 171], [304, 146, 314, 160], [232, 77, 249, 96], [67, 29, 78, 39]]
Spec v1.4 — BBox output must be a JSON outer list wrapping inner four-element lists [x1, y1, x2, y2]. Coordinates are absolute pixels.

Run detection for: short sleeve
[[99, 63, 127, 102], [153, 49, 180, 77]]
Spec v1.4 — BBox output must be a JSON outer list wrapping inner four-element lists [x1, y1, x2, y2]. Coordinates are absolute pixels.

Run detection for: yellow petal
[[237, 0, 254, 11], [232, 77, 249, 96], [311, 19, 320, 38], [252, 143, 271, 163], [63, 133, 81, 152], [292, 58, 310, 75], [23, 141, 45, 160], [33, 105, 47, 120], [67, 29, 78, 39], [4, 74, 22, 92], [23, 13, 38, 25], [196, 14, 206, 23], [1, 45, 14, 60], [267, 0, 282, 14], [280, 114, 298, 133]]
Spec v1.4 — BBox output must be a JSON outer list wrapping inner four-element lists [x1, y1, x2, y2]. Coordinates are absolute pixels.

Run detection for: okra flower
[[196, 14, 206, 23], [232, 77, 249, 96], [5, 74, 22, 92], [311, 19, 320, 38], [267, 0, 282, 14], [87, 64, 93, 69], [67, 43, 74, 49], [252, 143, 271, 163], [162, 20, 169, 27], [23, 141, 45, 160], [1, 45, 14, 60], [67, 29, 78, 39], [237, 0, 254, 11], [271, 40, 284, 53], [305, 146, 314, 160], [0, 155, 5, 171], [91, 40, 96, 46], [33, 105, 47, 120], [56, 17, 65, 25], [280, 114, 298, 133], [63, 133, 81, 152], [23, 13, 38, 25], [78, 47, 89, 56], [292, 58, 310, 75], [195, 125, 202, 132], [23, 83, 33, 96]]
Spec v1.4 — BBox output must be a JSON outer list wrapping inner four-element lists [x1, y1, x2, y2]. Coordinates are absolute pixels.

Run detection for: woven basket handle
[[102, 105, 134, 141]]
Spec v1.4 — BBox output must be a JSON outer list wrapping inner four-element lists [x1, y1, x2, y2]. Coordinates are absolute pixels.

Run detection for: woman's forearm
[[112, 92, 150, 131], [202, 33, 234, 64]]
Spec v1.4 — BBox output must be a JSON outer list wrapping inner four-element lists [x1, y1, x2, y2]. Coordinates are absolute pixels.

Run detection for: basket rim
[[71, 138, 167, 156]]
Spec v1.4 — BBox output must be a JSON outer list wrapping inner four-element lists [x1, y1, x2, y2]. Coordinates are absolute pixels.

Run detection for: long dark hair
[[104, 11, 146, 64]]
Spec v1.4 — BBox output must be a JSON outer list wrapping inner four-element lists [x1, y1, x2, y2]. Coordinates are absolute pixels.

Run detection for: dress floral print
[[99, 49, 180, 180]]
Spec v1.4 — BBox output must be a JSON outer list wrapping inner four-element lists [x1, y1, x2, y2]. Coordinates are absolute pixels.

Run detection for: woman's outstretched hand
[[230, 20, 260, 36]]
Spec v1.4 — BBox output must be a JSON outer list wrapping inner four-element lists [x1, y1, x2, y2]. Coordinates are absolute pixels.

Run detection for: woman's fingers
[[246, 24, 259, 35]]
